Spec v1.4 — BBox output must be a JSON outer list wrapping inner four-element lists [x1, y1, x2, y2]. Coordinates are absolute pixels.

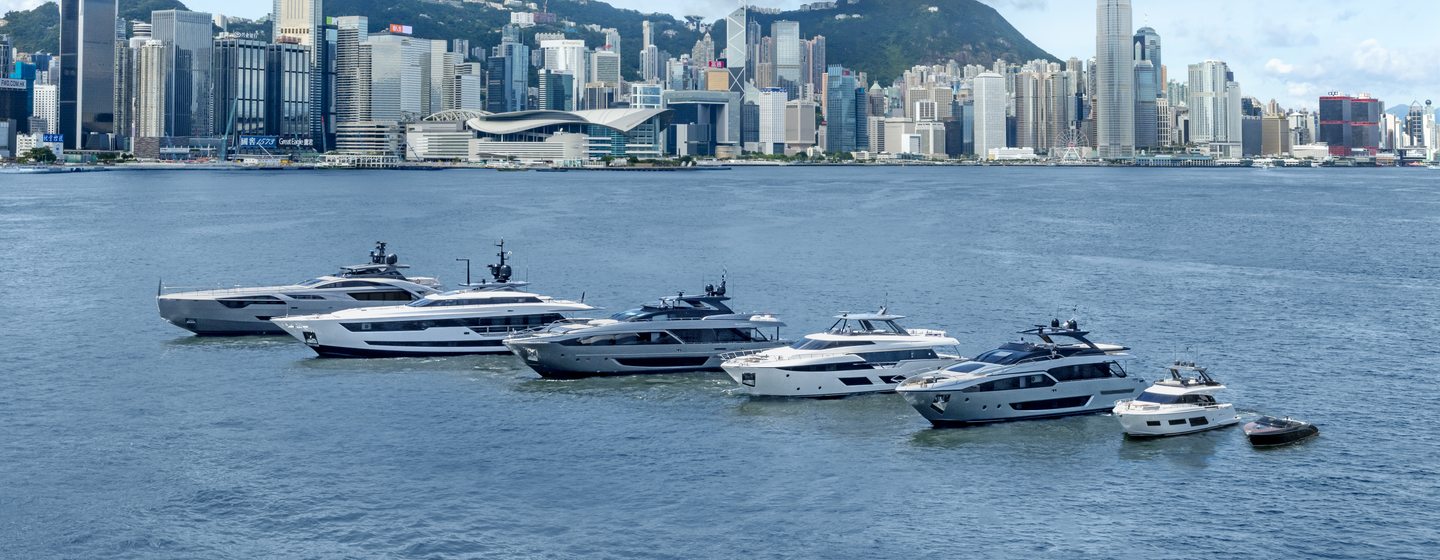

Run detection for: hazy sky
[[4, 0, 1435, 109]]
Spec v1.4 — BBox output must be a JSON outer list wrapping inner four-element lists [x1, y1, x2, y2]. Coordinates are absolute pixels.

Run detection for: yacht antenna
[[456, 258, 472, 285], [486, 239, 513, 283]]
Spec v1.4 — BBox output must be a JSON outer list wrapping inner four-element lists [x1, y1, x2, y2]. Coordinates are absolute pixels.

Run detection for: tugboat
[[1113, 362, 1241, 437], [1244, 416, 1320, 447]]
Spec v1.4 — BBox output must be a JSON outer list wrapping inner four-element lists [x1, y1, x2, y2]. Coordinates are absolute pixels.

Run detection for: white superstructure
[[723, 312, 962, 398], [1113, 362, 1240, 437]]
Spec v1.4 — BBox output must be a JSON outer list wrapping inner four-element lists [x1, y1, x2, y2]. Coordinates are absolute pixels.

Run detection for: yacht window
[[315, 280, 383, 289], [788, 338, 876, 351], [961, 376, 1024, 393], [671, 328, 753, 344], [945, 362, 988, 373], [1048, 362, 1113, 382], [217, 296, 285, 308], [407, 296, 543, 307], [297, 278, 327, 287], [348, 290, 414, 301], [609, 308, 650, 321], [340, 313, 563, 332], [859, 349, 940, 363], [284, 294, 325, 300], [1135, 391, 1180, 404], [973, 344, 1046, 365]]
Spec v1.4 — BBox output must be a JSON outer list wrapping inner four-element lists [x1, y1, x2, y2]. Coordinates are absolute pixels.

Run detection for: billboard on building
[[388, 24, 413, 35], [0, 78, 25, 90], [239, 136, 279, 148]]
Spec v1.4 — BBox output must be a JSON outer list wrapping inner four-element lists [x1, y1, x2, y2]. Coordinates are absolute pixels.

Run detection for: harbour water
[[2, 167, 1437, 558]]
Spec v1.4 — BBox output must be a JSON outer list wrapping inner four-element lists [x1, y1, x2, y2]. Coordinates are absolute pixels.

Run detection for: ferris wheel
[[1053, 127, 1090, 162]]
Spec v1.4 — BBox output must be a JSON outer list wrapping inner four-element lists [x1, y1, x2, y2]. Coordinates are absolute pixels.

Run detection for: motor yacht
[[157, 242, 441, 335], [896, 319, 1146, 427], [503, 279, 787, 379], [270, 244, 592, 357], [1113, 362, 1240, 437], [721, 311, 962, 397], [1244, 416, 1319, 447]]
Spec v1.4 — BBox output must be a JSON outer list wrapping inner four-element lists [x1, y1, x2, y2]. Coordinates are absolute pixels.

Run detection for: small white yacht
[[721, 311, 962, 397], [270, 245, 593, 358], [158, 242, 440, 335], [1113, 362, 1240, 437], [896, 320, 1146, 427]]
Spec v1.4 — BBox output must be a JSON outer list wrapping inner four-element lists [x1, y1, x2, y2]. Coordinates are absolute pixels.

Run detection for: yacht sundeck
[[1113, 362, 1240, 437], [896, 319, 1145, 427], [157, 242, 440, 335], [270, 243, 591, 357], [721, 311, 962, 397], [503, 279, 787, 379]]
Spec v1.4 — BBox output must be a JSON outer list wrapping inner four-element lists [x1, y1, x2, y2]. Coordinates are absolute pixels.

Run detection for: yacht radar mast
[[486, 239, 514, 283]]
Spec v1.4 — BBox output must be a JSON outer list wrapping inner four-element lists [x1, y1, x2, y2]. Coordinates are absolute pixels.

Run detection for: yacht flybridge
[[1113, 362, 1240, 437], [503, 278, 787, 379], [157, 242, 441, 335], [270, 242, 593, 358], [896, 319, 1145, 427], [721, 311, 962, 397]]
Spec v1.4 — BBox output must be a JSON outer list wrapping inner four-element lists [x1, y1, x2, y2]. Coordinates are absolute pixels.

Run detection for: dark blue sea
[[2, 166, 1437, 559]]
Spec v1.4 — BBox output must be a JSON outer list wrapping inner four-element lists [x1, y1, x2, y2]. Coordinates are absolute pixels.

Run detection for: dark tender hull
[[308, 344, 511, 359], [926, 406, 1115, 428], [1244, 417, 1320, 447]]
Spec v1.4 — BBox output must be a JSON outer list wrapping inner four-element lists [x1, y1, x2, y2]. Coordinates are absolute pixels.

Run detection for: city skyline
[[3, 0, 1435, 110]]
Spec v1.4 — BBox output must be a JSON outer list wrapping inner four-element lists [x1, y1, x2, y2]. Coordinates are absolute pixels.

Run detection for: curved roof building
[[408, 107, 673, 162]]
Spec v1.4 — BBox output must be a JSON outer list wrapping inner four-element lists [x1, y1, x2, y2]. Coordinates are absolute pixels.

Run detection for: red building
[[1318, 93, 1381, 156]]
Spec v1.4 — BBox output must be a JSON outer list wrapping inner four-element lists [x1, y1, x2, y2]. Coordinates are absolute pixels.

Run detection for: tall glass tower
[[1095, 0, 1134, 159], [58, 0, 118, 150]]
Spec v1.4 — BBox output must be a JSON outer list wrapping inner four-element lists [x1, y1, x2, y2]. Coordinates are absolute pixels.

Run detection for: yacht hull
[[899, 377, 1147, 427], [723, 359, 954, 398], [159, 290, 419, 336], [272, 319, 516, 358], [1115, 405, 1240, 438], [506, 339, 782, 379]]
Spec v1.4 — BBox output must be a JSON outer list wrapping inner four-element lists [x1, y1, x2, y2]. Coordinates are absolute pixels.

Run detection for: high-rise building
[[0, 34, 12, 73], [33, 83, 59, 134], [333, 16, 370, 123], [640, 44, 663, 83], [134, 39, 170, 139], [772, 21, 801, 97], [1261, 113, 1291, 156], [1133, 26, 1161, 86], [211, 37, 267, 137], [272, 1, 325, 143], [1095, 0, 1135, 159], [822, 65, 865, 153], [691, 33, 715, 68], [805, 36, 826, 100], [152, 9, 214, 138], [1187, 60, 1242, 157], [58, 0, 119, 150], [537, 69, 574, 111], [758, 87, 786, 154], [486, 25, 529, 113], [973, 71, 1006, 158], [724, 7, 746, 92], [591, 49, 621, 88], [1318, 93, 1382, 156], [540, 39, 587, 108], [266, 41, 311, 143], [1133, 59, 1157, 150], [367, 31, 432, 122]]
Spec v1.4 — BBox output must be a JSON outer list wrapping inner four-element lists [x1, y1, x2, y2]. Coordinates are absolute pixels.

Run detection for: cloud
[[1350, 38, 1435, 82], [1264, 58, 1294, 75]]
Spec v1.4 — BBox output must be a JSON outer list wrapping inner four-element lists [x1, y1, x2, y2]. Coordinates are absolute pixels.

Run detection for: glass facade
[[211, 38, 267, 137], [152, 10, 214, 138], [58, 0, 118, 150], [267, 43, 312, 145]]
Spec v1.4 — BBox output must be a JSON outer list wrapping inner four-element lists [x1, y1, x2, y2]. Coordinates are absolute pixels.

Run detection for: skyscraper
[[58, 0, 118, 150], [540, 39, 587, 109], [367, 31, 432, 122], [591, 49, 620, 88], [151, 9, 214, 138], [1095, 0, 1134, 159], [1133, 59, 1157, 150], [973, 71, 1006, 158], [211, 37, 267, 137], [485, 25, 528, 113], [134, 39, 170, 139], [333, 16, 370, 123], [724, 7, 746, 92], [1187, 59, 1241, 157], [266, 41, 311, 143], [822, 65, 865, 153], [772, 20, 801, 96], [271, 0, 325, 146], [758, 87, 786, 154]]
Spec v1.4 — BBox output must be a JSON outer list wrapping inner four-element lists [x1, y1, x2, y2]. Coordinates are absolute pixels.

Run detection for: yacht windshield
[[1135, 391, 1180, 404], [945, 362, 988, 373], [789, 338, 876, 351], [297, 278, 327, 287], [609, 308, 650, 321]]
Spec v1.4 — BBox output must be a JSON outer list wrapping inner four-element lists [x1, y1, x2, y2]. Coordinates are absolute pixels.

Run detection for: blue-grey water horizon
[[2, 167, 1437, 558]]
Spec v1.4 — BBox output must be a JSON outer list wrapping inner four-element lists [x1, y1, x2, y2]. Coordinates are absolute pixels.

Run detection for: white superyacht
[[721, 311, 962, 397], [157, 242, 440, 335], [896, 320, 1146, 427], [270, 245, 592, 358]]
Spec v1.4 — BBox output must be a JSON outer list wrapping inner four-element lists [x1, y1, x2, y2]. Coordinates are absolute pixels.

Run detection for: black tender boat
[[1243, 416, 1320, 447]]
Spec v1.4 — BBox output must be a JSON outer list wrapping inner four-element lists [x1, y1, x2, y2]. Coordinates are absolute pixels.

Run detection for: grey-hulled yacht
[[157, 242, 440, 336], [503, 279, 788, 379]]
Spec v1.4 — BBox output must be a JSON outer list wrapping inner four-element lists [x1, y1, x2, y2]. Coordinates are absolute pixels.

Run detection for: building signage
[[42, 134, 65, 143], [278, 138, 314, 147], [238, 136, 279, 148], [0, 78, 25, 90], [388, 24, 413, 35]]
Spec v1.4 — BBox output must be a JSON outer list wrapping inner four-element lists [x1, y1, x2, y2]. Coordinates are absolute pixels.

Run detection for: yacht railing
[[1114, 399, 1232, 412]]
